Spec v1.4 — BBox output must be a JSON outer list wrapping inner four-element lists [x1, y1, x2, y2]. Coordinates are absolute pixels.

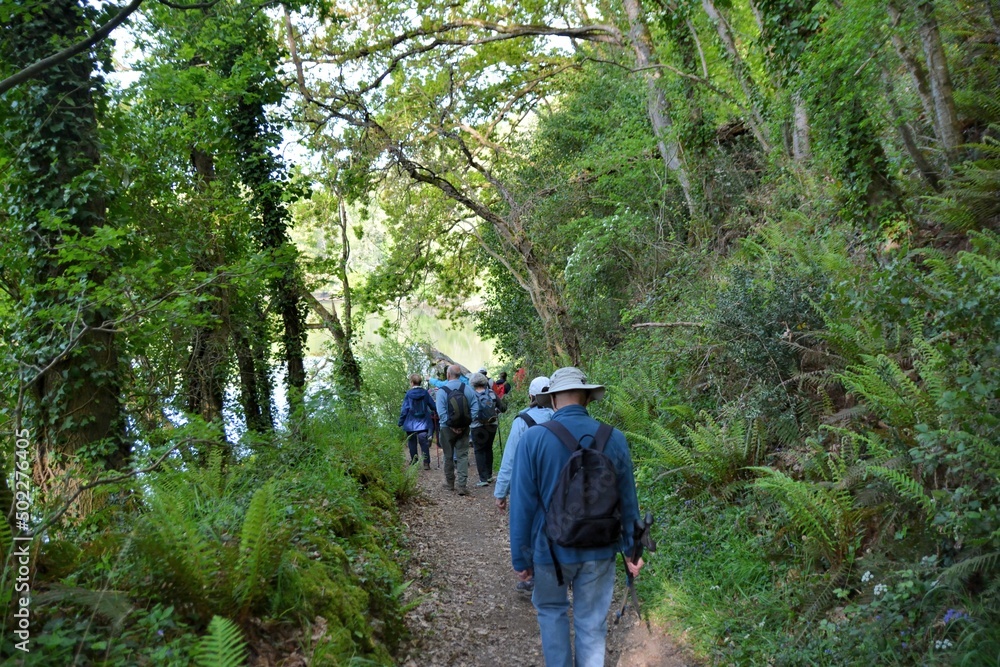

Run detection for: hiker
[[494, 375, 552, 510], [469, 372, 504, 487], [495, 375, 552, 593], [513, 366, 528, 391], [509, 367, 643, 667], [494, 371, 511, 400], [477, 366, 493, 392], [435, 364, 479, 496], [398, 374, 436, 469]]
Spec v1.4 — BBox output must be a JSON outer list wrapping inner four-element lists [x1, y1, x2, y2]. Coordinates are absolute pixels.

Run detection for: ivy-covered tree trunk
[[231, 302, 274, 433], [230, 95, 307, 417], [185, 147, 229, 428], [2, 0, 127, 503]]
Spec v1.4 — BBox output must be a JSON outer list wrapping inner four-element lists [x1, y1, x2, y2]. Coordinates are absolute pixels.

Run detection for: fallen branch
[[632, 322, 705, 329]]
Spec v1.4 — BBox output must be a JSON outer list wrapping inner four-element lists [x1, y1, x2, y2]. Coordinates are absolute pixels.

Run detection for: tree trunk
[[185, 148, 230, 429], [620, 0, 698, 218], [301, 291, 362, 393], [700, 0, 773, 154], [5, 0, 127, 507], [232, 307, 273, 433], [882, 67, 942, 190], [915, 0, 962, 157], [792, 93, 811, 161], [887, 1, 937, 126]]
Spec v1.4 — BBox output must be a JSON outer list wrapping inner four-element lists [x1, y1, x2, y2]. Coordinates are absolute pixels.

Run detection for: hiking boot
[[442, 482, 454, 491], [456, 487, 470, 496], [409, 456, 418, 466], [516, 580, 534, 593], [423, 461, 431, 470], [476, 480, 490, 487]]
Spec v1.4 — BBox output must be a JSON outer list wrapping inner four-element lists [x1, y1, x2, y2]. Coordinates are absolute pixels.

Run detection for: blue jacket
[[429, 375, 469, 388], [509, 404, 639, 572], [435, 379, 479, 429], [494, 406, 553, 500], [398, 387, 436, 433]]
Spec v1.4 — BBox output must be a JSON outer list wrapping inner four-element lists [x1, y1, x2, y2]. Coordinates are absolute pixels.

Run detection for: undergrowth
[[0, 342, 420, 665], [590, 219, 1000, 665]]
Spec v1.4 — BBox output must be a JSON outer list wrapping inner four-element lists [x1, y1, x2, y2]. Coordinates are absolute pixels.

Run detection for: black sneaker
[[516, 580, 534, 593]]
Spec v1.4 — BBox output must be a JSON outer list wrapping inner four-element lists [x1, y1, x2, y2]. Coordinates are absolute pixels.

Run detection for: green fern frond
[[865, 465, 934, 515], [941, 552, 1000, 582], [234, 480, 281, 610], [194, 616, 247, 667], [838, 354, 934, 426], [628, 426, 694, 469], [750, 467, 837, 558], [204, 446, 226, 499], [604, 389, 650, 436]]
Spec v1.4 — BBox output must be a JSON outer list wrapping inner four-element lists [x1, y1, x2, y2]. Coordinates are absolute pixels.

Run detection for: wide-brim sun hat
[[528, 376, 550, 397], [535, 367, 605, 405]]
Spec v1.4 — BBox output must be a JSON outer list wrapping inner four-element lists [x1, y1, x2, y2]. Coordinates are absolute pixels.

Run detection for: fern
[[838, 354, 935, 427], [194, 616, 247, 667], [750, 466, 864, 569], [234, 480, 281, 611], [944, 551, 1000, 581], [865, 465, 934, 516]]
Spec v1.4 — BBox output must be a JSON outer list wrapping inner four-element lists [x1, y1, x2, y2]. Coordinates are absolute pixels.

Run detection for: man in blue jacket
[[398, 373, 437, 469], [509, 367, 644, 667], [435, 364, 480, 496]]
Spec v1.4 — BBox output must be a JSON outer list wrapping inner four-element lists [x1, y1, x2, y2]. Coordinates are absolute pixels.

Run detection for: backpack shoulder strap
[[518, 412, 536, 428], [540, 420, 580, 453], [593, 422, 613, 453]]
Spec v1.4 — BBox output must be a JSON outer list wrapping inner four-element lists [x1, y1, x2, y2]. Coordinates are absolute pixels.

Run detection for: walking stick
[[497, 422, 504, 458], [615, 511, 656, 630], [435, 426, 441, 469]]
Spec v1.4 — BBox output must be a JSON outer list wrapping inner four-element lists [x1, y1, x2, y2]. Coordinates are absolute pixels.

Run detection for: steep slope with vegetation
[[2, 0, 999, 664]]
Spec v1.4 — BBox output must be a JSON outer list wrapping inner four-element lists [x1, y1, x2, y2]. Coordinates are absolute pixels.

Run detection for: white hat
[[535, 367, 606, 404], [478, 367, 488, 375], [528, 376, 550, 397]]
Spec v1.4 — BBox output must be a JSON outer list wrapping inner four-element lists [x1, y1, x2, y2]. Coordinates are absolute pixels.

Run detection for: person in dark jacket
[[398, 373, 437, 469]]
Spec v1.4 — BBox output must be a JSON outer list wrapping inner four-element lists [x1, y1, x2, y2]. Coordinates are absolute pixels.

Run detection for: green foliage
[[194, 616, 247, 667], [930, 133, 1000, 230]]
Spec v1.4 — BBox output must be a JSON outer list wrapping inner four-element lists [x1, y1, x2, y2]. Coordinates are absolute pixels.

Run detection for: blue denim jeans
[[532, 557, 616, 667]]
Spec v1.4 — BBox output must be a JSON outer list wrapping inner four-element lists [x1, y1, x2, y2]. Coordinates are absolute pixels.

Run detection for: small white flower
[[709, 585, 721, 591], [934, 639, 953, 650], [874, 583, 888, 596], [861, 571, 873, 583], [757, 620, 766, 628]]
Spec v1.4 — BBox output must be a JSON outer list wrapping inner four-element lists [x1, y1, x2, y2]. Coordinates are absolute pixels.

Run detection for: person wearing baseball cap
[[508, 367, 643, 666], [495, 375, 553, 508], [495, 375, 553, 594]]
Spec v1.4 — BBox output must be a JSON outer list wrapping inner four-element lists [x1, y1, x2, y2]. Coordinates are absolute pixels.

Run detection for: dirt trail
[[395, 448, 697, 667]]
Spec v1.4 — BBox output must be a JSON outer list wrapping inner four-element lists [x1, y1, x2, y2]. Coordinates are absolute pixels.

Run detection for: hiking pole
[[435, 428, 441, 469], [614, 511, 657, 630]]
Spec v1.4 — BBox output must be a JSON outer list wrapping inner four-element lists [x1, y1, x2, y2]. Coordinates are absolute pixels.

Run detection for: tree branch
[[0, 0, 145, 97], [632, 321, 706, 329]]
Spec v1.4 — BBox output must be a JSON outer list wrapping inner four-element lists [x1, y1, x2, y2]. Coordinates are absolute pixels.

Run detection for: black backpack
[[542, 421, 621, 551], [445, 385, 472, 429]]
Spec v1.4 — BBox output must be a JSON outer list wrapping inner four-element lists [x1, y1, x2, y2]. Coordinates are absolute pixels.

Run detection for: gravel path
[[395, 447, 698, 667]]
